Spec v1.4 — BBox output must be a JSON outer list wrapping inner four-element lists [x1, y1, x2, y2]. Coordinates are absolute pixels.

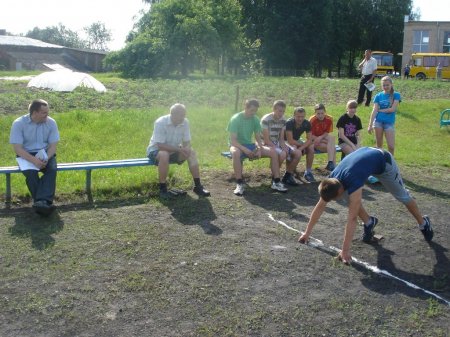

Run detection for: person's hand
[[33, 157, 46, 169], [298, 233, 309, 244], [337, 250, 352, 265], [179, 147, 191, 158], [367, 125, 373, 134]]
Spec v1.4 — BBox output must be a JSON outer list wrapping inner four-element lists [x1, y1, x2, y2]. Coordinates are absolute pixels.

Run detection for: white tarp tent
[[27, 70, 106, 92]]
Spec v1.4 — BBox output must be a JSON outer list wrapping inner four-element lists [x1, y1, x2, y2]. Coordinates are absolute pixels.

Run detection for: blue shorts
[[147, 150, 185, 166], [374, 121, 395, 131], [240, 144, 257, 160]]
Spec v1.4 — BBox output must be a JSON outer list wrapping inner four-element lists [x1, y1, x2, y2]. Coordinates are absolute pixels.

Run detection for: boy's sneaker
[[234, 183, 245, 196], [282, 174, 299, 186], [271, 181, 288, 192], [193, 185, 211, 197], [325, 161, 336, 171], [303, 172, 316, 183], [361, 216, 378, 243], [420, 216, 433, 242], [159, 190, 177, 199]]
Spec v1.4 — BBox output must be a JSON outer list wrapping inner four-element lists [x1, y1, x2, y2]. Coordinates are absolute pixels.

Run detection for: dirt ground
[[0, 166, 449, 337]]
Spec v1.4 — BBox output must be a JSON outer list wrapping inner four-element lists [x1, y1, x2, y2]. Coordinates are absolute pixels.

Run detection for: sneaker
[[325, 161, 336, 171], [303, 172, 316, 183], [234, 183, 245, 196], [361, 216, 378, 243], [271, 181, 288, 192], [193, 185, 211, 197], [420, 216, 433, 242], [32, 200, 53, 216], [282, 174, 299, 186]]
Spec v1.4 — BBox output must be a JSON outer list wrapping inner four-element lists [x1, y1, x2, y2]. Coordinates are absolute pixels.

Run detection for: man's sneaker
[[420, 216, 434, 242], [361, 216, 378, 243], [271, 181, 288, 192], [282, 174, 299, 186], [193, 185, 211, 197], [325, 161, 336, 171], [303, 172, 316, 183], [32, 200, 53, 216], [234, 183, 245, 196]]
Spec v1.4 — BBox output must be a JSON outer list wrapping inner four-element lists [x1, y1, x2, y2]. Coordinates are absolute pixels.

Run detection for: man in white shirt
[[147, 103, 210, 199], [357, 49, 378, 107]]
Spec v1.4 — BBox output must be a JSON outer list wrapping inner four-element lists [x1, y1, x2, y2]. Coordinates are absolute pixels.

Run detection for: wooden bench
[[0, 158, 156, 203]]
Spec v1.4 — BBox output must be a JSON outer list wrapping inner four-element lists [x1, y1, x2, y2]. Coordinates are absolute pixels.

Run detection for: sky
[[0, 0, 150, 51], [0, 0, 448, 51]]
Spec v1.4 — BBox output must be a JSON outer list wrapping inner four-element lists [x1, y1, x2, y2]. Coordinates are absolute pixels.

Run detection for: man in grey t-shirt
[[10, 99, 59, 215]]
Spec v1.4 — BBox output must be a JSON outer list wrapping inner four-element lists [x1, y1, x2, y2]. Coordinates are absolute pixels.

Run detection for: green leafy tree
[[26, 24, 86, 49], [84, 22, 112, 51]]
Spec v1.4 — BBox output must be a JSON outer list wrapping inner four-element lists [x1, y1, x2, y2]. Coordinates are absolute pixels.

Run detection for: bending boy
[[298, 147, 433, 264]]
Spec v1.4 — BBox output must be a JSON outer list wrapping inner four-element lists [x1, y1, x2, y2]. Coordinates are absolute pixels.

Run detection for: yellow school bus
[[409, 53, 450, 79], [372, 51, 394, 76]]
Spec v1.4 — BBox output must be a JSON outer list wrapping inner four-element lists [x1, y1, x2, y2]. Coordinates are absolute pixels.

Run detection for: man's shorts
[[147, 150, 185, 166], [240, 144, 258, 160], [374, 121, 395, 131], [374, 150, 412, 204]]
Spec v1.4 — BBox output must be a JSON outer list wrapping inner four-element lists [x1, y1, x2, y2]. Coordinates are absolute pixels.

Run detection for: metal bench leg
[[6, 173, 11, 204]]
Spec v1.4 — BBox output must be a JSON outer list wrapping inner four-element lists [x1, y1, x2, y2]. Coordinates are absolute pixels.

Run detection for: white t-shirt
[[362, 57, 377, 76]]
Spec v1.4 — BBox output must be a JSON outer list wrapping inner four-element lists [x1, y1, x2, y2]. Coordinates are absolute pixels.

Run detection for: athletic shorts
[[148, 150, 185, 166]]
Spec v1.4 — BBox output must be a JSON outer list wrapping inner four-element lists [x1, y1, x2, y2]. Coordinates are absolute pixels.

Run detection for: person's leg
[[260, 146, 280, 179], [357, 77, 366, 104], [305, 145, 315, 172], [35, 155, 57, 203], [384, 129, 395, 156], [156, 151, 170, 183], [187, 149, 200, 179], [286, 149, 301, 174], [22, 170, 39, 201], [374, 127, 384, 149], [230, 146, 244, 180], [366, 86, 373, 106], [326, 134, 336, 163]]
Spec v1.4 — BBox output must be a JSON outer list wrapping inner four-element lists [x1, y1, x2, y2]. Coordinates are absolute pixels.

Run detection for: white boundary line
[[267, 213, 450, 307]]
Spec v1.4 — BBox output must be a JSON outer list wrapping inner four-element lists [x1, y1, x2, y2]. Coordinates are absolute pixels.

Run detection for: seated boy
[[309, 103, 336, 171]]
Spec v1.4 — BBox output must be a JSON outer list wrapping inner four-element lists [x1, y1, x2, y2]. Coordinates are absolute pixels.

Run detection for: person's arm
[[377, 100, 399, 113], [367, 103, 379, 134], [13, 144, 46, 169], [355, 130, 362, 148], [46, 142, 57, 159], [262, 127, 275, 147], [338, 188, 363, 264], [298, 197, 328, 243]]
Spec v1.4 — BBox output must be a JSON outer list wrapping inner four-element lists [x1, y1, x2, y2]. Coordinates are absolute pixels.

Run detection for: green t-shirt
[[227, 111, 262, 145]]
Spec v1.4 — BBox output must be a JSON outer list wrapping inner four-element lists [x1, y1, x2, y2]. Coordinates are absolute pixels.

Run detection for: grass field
[[0, 74, 449, 336]]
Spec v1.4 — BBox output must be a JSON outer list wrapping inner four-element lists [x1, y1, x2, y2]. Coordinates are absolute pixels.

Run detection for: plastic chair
[[440, 109, 450, 128]]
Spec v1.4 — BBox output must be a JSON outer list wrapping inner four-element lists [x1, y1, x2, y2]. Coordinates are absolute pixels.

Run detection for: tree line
[[25, 22, 112, 51], [105, 0, 418, 78]]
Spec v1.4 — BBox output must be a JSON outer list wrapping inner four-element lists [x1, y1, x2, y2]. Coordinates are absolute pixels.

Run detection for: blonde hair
[[381, 76, 394, 106]]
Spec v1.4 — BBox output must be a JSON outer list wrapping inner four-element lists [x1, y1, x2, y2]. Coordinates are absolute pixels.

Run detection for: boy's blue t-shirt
[[330, 147, 386, 195], [374, 91, 401, 124]]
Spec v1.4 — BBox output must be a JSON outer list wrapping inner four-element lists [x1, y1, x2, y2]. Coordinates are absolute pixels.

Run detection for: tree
[[26, 24, 86, 49], [84, 22, 112, 51]]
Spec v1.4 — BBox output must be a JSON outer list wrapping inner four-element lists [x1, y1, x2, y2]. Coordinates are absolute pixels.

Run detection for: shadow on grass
[[7, 210, 64, 250], [402, 178, 450, 199], [359, 241, 450, 305], [162, 194, 222, 236]]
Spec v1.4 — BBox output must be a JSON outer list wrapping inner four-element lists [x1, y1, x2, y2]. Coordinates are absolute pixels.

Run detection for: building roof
[[0, 35, 63, 48]]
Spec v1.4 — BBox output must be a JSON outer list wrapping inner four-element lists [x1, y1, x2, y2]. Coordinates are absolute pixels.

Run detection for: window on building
[[413, 30, 429, 52], [443, 32, 450, 53]]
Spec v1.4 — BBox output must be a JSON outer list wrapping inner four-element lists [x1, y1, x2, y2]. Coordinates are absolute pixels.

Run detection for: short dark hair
[[28, 99, 48, 115], [318, 178, 342, 202], [245, 99, 260, 109], [314, 103, 326, 111], [294, 107, 305, 114]]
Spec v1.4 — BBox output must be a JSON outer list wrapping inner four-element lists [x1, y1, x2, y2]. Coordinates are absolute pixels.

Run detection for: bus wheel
[[416, 73, 426, 80]]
